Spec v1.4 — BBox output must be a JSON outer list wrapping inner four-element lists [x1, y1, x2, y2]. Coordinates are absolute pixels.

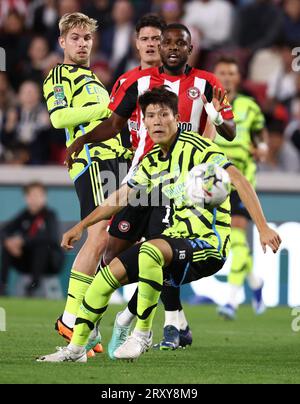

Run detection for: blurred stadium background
[[0, 0, 300, 307]]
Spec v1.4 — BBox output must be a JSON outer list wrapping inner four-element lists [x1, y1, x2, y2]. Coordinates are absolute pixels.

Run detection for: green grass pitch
[[0, 298, 299, 384]]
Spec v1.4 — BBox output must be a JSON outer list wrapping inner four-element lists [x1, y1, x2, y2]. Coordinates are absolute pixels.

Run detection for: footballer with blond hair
[[43, 12, 132, 354]]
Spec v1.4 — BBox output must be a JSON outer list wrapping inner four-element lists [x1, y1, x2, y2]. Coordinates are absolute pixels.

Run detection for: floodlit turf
[[0, 298, 299, 384]]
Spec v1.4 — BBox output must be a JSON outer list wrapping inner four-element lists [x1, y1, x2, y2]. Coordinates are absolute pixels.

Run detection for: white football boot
[[36, 346, 87, 363], [114, 331, 153, 360]]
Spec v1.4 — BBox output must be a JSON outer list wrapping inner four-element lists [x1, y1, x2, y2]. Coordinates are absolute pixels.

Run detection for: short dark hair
[[23, 181, 46, 195], [267, 119, 285, 135], [163, 23, 191, 41], [136, 14, 167, 35], [138, 86, 178, 116], [214, 56, 240, 70]]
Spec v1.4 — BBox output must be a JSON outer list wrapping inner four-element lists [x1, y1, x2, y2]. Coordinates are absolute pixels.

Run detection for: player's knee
[[139, 242, 164, 269]]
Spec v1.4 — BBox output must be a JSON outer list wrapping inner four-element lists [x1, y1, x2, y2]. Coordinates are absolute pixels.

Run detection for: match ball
[[185, 163, 231, 208]]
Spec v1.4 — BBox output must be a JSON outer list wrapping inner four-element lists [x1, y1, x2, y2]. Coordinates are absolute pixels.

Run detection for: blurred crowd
[[0, 0, 300, 172]]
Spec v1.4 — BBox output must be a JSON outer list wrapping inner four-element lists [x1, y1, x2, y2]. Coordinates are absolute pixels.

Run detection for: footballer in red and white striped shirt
[[110, 63, 234, 169], [66, 24, 235, 170]]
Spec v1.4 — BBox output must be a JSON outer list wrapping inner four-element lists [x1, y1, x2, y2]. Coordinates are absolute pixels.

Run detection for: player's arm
[[64, 112, 128, 168], [50, 104, 109, 129], [215, 117, 235, 141], [226, 165, 281, 253], [203, 118, 217, 141], [65, 79, 138, 168], [61, 157, 150, 249], [43, 67, 108, 129], [202, 86, 236, 141], [61, 184, 133, 249]]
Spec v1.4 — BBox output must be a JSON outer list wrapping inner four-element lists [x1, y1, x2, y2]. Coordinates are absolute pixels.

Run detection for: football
[[185, 163, 231, 208]]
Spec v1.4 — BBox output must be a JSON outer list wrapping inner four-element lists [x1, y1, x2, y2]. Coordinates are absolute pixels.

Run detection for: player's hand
[[251, 143, 269, 163], [201, 86, 227, 113], [64, 137, 85, 170], [61, 223, 84, 250], [4, 236, 24, 257], [259, 226, 282, 254]]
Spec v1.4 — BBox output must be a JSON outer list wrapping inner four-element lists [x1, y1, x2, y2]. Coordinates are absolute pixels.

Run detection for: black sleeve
[[204, 81, 213, 103], [113, 81, 138, 119], [120, 125, 132, 149]]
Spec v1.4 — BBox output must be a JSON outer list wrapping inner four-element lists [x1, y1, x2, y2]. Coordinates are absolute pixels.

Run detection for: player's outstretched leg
[[37, 265, 120, 362], [217, 227, 252, 320], [55, 221, 108, 353], [114, 242, 165, 360]]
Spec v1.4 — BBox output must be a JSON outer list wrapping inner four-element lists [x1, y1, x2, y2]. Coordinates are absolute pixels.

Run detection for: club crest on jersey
[[187, 87, 201, 100], [54, 85, 65, 100], [118, 221, 131, 233]]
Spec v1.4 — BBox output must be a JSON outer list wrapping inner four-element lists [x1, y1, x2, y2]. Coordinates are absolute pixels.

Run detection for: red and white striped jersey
[[109, 65, 234, 170]]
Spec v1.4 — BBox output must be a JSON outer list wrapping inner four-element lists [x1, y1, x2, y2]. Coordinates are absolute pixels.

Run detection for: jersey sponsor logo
[[53, 99, 67, 107], [187, 87, 201, 100], [118, 221, 131, 233], [163, 182, 186, 206], [178, 122, 192, 132], [54, 85, 65, 100], [110, 96, 115, 103]]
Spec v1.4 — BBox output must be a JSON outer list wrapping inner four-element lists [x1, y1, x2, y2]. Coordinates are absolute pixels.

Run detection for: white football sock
[[228, 284, 242, 309], [164, 310, 179, 330], [178, 309, 188, 331], [247, 272, 263, 290], [117, 307, 135, 326], [62, 311, 76, 328]]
